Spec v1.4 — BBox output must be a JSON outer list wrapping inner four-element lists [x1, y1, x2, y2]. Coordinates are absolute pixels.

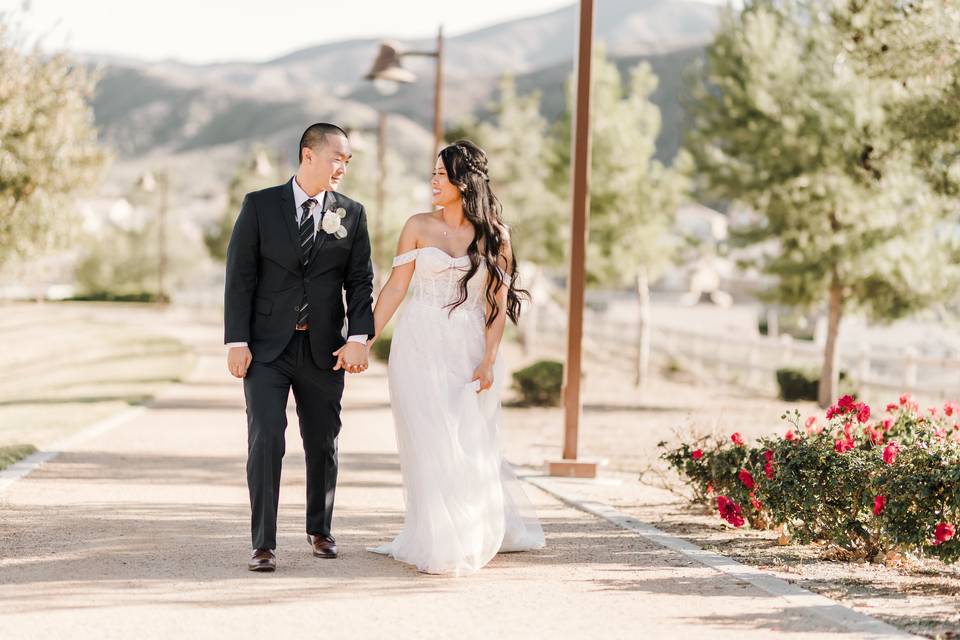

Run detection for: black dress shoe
[[248, 548, 276, 572], [307, 534, 338, 559]]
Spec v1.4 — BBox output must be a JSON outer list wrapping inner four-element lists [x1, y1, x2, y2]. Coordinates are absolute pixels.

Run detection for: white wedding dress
[[368, 246, 545, 575]]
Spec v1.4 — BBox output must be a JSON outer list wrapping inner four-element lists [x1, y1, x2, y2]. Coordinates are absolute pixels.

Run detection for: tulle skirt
[[368, 299, 545, 575]]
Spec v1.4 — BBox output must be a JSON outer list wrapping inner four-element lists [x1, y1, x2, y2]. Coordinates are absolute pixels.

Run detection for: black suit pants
[[243, 330, 344, 550]]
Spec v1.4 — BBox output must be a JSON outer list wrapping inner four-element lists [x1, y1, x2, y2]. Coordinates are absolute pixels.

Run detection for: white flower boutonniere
[[321, 206, 348, 239]]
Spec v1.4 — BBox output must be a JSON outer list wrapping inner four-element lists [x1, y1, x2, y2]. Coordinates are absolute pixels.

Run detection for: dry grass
[[0, 302, 194, 452]]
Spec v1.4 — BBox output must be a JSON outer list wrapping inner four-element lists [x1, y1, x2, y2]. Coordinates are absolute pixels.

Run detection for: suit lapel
[[279, 180, 305, 268]]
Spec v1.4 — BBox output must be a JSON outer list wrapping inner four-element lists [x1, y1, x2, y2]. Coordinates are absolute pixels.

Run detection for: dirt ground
[[495, 340, 960, 639]]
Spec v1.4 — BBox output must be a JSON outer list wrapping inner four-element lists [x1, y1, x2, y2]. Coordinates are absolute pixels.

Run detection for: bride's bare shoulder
[[402, 212, 436, 229]]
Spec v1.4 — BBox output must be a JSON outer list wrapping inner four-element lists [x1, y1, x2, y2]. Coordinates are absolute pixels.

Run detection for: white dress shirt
[[225, 176, 368, 350]]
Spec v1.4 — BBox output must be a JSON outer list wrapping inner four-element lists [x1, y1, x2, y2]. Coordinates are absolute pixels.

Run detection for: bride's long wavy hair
[[439, 140, 529, 327]]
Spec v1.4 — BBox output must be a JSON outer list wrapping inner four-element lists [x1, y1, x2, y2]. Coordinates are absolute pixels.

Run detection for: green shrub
[[68, 291, 166, 303], [0, 444, 37, 471], [511, 360, 564, 406], [775, 367, 851, 401], [371, 334, 392, 363], [660, 395, 960, 563]]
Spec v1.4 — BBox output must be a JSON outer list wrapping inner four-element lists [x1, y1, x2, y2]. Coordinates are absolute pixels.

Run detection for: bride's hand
[[472, 360, 494, 393]]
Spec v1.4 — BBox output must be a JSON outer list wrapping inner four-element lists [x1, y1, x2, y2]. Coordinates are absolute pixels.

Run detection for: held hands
[[333, 341, 369, 374], [227, 346, 253, 378], [471, 359, 494, 394]]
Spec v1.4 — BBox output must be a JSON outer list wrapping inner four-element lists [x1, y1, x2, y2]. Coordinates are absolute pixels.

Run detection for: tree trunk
[[635, 265, 651, 387], [817, 277, 844, 408]]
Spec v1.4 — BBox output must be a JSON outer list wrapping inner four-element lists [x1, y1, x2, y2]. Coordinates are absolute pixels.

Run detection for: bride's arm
[[371, 216, 419, 345], [474, 239, 513, 392]]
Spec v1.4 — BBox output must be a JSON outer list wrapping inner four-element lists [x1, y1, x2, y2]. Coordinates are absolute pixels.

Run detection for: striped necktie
[[296, 197, 318, 326]]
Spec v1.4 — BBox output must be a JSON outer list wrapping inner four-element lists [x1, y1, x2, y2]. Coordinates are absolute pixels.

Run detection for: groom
[[224, 123, 375, 572]]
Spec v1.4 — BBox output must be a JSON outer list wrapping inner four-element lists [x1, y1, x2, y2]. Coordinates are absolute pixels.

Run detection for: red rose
[[784, 430, 796, 441], [692, 449, 704, 460], [885, 403, 898, 413], [873, 495, 886, 516], [899, 393, 910, 406], [882, 441, 899, 465], [731, 432, 745, 446], [857, 404, 871, 423], [738, 468, 755, 490], [826, 406, 838, 420], [945, 401, 957, 417], [749, 492, 763, 512], [716, 496, 745, 528], [934, 522, 955, 545], [764, 461, 775, 480], [838, 395, 855, 410], [834, 437, 854, 453]]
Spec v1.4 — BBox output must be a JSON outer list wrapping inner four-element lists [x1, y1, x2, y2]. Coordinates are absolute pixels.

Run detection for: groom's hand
[[227, 346, 253, 378], [333, 342, 368, 374]]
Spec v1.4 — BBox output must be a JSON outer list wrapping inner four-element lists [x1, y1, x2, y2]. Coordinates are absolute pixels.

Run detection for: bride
[[366, 140, 545, 575]]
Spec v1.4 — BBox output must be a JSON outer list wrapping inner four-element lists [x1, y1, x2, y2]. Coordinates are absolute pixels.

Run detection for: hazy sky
[[2, 0, 729, 64]]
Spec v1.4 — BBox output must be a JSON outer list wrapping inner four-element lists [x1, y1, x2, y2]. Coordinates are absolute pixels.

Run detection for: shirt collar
[[291, 176, 327, 212]]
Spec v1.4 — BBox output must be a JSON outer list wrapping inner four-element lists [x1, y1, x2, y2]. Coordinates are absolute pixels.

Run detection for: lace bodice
[[392, 246, 510, 314]]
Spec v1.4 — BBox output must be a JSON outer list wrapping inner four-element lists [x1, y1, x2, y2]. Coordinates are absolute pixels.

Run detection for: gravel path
[[0, 308, 906, 639]]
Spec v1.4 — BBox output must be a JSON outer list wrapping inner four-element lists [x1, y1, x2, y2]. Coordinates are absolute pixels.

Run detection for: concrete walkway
[[0, 311, 907, 639]]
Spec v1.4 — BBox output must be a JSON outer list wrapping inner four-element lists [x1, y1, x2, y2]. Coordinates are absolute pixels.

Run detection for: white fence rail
[[525, 292, 960, 401]]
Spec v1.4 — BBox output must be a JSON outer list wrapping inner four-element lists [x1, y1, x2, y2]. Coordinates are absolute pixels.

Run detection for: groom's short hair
[[299, 123, 349, 163]]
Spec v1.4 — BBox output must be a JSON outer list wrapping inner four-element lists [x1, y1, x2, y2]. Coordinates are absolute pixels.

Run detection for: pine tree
[[686, 1, 960, 406], [471, 76, 567, 268]]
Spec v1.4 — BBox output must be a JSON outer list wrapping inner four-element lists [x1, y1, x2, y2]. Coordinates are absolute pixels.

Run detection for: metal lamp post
[[364, 26, 445, 163], [547, 0, 598, 479]]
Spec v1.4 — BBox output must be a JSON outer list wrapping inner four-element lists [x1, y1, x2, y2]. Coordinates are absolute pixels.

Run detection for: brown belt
[[295, 323, 309, 331]]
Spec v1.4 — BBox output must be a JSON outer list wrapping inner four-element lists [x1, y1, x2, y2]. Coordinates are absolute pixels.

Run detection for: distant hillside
[[86, 0, 720, 198]]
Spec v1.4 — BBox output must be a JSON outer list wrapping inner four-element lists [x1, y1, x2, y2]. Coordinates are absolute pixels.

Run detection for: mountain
[[86, 0, 721, 200]]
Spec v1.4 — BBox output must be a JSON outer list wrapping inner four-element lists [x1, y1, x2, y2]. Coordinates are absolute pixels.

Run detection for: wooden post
[[374, 111, 387, 296], [635, 266, 651, 387], [157, 172, 169, 305], [548, 0, 598, 479]]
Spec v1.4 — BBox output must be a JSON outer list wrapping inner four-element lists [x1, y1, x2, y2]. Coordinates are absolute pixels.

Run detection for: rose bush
[[659, 394, 960, 563]]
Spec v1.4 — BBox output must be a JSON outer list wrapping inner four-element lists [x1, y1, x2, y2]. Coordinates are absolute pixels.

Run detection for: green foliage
[[74, 212, 206, 299], [689, 1, 959, 317], [473, 76, 568, 268], [757, 434, 880, 553], [371, 333, 392, 363], [69, 291, 164, 303], [830, 0, 960, 198], [511, 360, 564, 407], [0, 17, 108, 266], [875, 444, 960, 565], [686, 1, 960, 403], [776, 367, 851, 402], [205, 148, 281, 261], [0, 444, 37, 471]]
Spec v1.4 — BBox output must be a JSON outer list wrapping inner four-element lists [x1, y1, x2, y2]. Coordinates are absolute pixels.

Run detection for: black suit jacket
[[224, 180, 375, 368]]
